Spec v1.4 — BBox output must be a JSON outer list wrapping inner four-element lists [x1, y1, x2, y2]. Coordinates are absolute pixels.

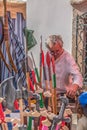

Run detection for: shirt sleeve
[[66, 53, 83, 88]]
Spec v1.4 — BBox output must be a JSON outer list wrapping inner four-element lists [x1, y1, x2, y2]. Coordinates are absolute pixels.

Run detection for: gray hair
[[46, 35, 63, 48]]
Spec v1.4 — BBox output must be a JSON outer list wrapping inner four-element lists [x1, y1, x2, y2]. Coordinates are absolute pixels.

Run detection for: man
[[45, 35, 83, 98]]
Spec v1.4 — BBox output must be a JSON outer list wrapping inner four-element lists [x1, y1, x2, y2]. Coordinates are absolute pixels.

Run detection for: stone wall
[[72, 7, 87, 87], [72, 8, 81, 59]]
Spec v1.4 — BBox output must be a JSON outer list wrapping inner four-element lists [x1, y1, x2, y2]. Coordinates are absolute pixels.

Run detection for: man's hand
[[66, 84, 79, 98]]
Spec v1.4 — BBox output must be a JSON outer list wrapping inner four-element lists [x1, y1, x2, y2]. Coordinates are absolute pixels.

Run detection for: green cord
[[27, 117, 32, 130], [53, 74, 56, 88], [39, 93, 44, 108], [35, 68, 40, 82]]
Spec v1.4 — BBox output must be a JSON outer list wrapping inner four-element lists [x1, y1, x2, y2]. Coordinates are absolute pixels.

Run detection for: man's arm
[[66, 53, 83, 97]]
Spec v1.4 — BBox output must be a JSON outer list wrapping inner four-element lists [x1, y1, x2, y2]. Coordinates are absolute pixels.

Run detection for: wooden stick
[[19, 99, 24, 125], [1, 123, 8, 130], [0, 48, 11, 72], [51, 56, 57, 114], [31, 52, 44, 108], [17, 78, 24, 126], [42, 51, 51, 110], [46, 52, 55, 113], [31, 52, 40, 83], [26, 72, 31, 110], [39, 35, 43, 88]]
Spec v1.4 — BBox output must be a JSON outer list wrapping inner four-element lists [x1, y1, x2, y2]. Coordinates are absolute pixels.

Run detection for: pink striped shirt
[[55, 50, 83, 92]]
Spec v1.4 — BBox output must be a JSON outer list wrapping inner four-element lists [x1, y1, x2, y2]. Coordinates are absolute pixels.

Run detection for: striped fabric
[[0, 12, 26, 88]]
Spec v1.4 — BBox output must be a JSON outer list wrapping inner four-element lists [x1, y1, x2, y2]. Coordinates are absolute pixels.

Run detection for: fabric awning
[[0, 1, 26, 19], [71, 0, 87, 12]]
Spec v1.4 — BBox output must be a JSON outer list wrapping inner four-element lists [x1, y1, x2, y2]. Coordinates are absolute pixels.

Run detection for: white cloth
[[77, 116, 87, 130]]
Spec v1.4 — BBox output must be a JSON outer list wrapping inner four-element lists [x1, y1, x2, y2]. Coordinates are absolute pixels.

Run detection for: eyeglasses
[[49, 50, 59, 56]]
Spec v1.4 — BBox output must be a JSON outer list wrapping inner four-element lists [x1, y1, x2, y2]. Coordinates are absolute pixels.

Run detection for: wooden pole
[[46, 52, 55, 113], [39, 35, 43, 88], [51, 56, 57, 114]]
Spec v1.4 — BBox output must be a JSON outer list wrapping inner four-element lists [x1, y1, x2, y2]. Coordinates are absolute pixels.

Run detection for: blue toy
[[79, 92, 87, 107]]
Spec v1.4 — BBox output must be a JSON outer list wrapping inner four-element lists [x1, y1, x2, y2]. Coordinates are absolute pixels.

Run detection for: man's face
[[48, 42, 63, 59]]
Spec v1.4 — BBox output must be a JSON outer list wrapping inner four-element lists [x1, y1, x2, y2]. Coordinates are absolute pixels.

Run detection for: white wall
[[27, 0, 73, 66]]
